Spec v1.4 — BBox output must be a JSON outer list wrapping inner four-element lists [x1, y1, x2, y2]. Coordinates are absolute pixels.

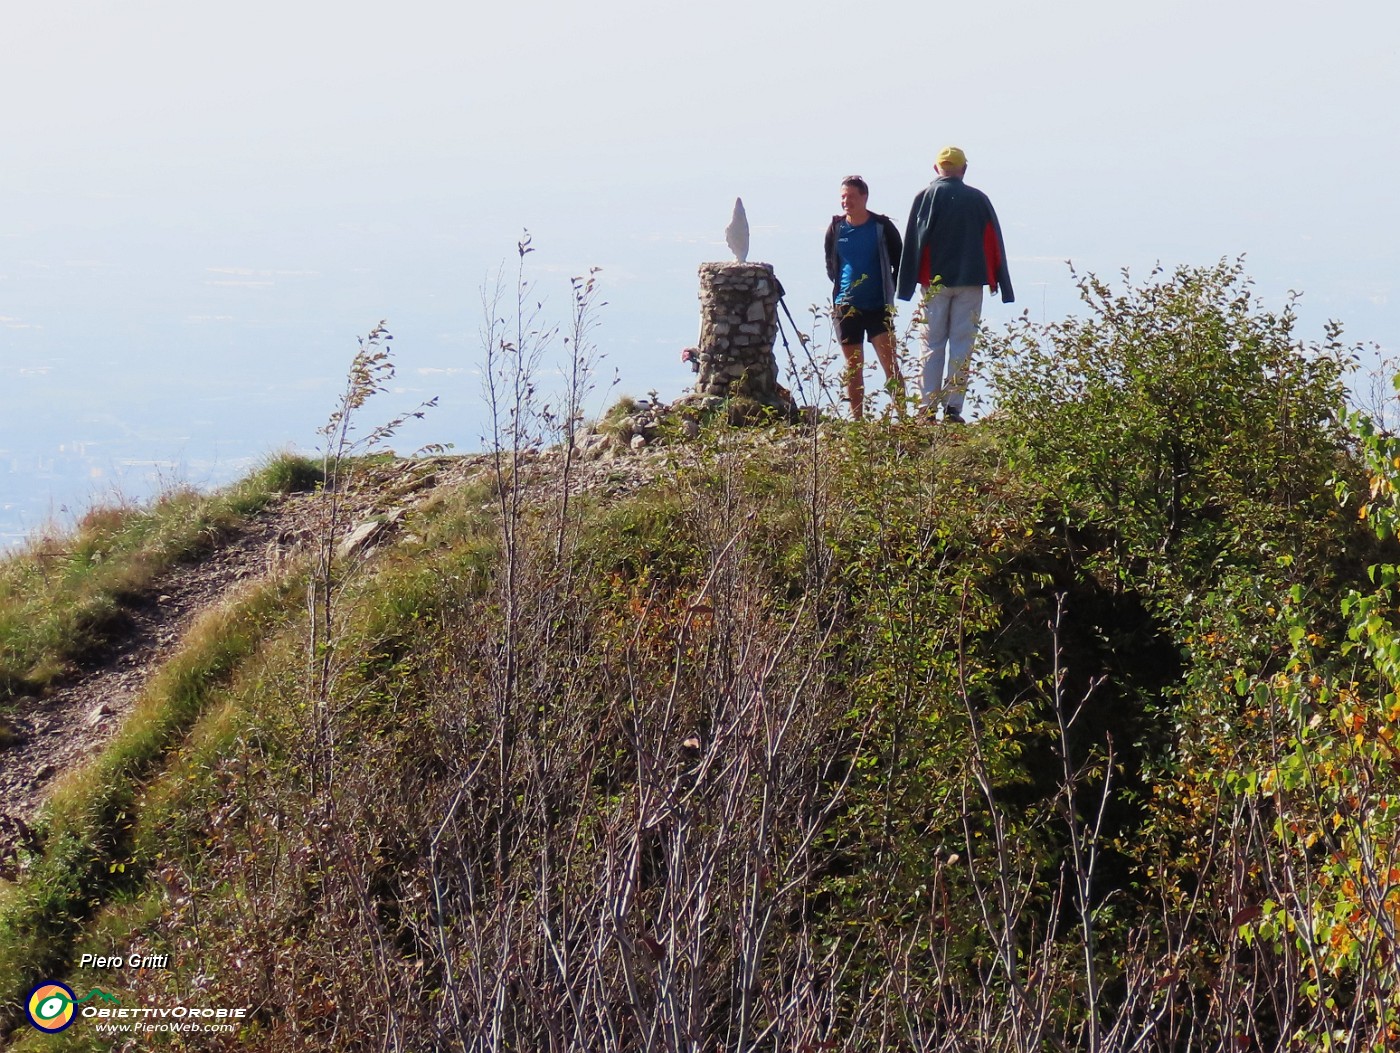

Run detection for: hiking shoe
[[944, 408, 966, 425]]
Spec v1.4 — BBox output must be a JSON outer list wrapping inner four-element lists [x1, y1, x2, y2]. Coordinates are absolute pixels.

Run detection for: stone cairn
[[691, 262, 789, 412]]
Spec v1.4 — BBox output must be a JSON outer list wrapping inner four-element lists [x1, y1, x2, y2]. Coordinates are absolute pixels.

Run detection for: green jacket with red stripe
[[896, 175, 1014, 304]]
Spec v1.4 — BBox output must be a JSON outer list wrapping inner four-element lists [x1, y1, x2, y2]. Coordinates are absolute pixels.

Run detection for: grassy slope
[[0, 456, 321, 1041], [0, 413, 1382, 1049], [0, 455, 320, 705]]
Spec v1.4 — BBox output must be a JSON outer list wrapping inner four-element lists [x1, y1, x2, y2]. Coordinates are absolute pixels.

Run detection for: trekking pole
[[776, 292, 839, 415], [773, 307, 809, 409]]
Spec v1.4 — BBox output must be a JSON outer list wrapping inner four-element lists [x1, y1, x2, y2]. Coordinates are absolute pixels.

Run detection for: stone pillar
[[693, 262, 786, 409]]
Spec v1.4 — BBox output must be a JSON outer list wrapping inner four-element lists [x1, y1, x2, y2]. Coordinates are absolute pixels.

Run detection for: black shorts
[[835, 304, 891, 345]]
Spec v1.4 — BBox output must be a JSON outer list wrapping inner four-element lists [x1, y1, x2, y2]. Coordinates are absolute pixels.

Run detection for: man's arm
[[895, 191, 926, 301], [881, 216, 903, 285], [983, 201, 1014, 304], [823, 217, 839, 284]]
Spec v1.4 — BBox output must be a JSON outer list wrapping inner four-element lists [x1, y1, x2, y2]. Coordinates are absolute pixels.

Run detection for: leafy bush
[[985, 258, 1352, 601]]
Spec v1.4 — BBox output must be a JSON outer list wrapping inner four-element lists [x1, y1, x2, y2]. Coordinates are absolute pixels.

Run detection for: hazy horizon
[[4, 0, 1396, 546]]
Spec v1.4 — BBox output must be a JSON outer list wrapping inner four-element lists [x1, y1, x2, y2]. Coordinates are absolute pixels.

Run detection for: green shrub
[[984, 258, 1352, 602]]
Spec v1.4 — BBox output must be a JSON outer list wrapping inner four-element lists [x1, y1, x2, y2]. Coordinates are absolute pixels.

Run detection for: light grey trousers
[[920, 284, 983, 413]]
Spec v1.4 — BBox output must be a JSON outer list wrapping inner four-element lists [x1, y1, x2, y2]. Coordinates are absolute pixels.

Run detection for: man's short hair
[[841, 175, 869, 197]]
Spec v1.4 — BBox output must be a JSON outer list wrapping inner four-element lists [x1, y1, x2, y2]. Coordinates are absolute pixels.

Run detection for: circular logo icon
[[26, 981, 77, 1033]]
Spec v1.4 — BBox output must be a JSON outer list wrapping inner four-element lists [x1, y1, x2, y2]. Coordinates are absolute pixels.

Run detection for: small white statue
[[725, 197, 749, 263]]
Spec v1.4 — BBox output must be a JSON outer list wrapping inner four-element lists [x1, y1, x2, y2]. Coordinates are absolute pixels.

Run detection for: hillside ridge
[[0, 436, 707, 868]]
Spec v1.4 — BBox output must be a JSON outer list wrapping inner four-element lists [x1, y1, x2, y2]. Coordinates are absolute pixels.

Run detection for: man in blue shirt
[[824, 176, 904, 420]]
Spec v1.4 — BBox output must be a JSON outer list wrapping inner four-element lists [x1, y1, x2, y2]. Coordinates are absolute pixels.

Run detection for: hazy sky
[[2, 0, 1397, 541]]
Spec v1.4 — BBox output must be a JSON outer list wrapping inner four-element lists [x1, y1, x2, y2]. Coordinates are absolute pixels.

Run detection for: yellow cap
[[936, 146, 967, 168]]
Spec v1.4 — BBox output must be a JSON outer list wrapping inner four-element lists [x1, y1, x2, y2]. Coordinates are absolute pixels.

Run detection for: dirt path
[[0, 443, 713, 868], [0, 457, 464, 852], [0, 501, 305, 848]]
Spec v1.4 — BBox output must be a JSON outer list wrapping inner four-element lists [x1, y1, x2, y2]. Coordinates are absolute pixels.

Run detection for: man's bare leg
[[841, 344, 865, 420], [871, 330, 904, 417]]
